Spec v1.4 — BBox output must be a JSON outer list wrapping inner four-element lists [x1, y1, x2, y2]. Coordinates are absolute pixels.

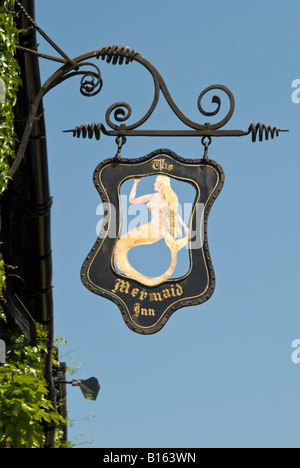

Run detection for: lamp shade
[[72, 377, 100, 401]]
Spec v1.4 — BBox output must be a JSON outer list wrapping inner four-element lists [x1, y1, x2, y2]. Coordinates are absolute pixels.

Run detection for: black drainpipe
[[1, 0, 57, 447]]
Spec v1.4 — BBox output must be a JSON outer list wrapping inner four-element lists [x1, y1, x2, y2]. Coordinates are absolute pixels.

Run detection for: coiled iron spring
[[96, 45, 139, 65], [247, 123, 288, 142], [64, 121, 289, 142], [64, 123, 104, 140]]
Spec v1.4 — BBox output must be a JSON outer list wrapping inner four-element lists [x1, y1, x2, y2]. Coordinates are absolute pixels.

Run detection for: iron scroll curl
[[103, 49, 236, 132], [62, 45, 287, 141], [12, 44, 288, 176], [10, 56, 105, 176], [46, 61, 103, 97]]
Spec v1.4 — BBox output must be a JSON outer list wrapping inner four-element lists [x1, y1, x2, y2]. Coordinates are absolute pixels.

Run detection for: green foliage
[[0, 2, 68, 448], [0, 325, 66, 448], [0, 0, 21, 192], [0, 1, 21, 303]]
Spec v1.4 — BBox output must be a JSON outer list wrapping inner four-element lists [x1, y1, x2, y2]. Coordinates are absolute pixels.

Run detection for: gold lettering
[[149, 292, 163, 302], [133, 303, 140, 318], [152, 159, 174, 171], [131, 288, 139, 298], [112, 280, 183, 308], [152, 160, 161, 170], [162, 288, 171, 299], [140, 291, 148, 301], [112, 279, 130, 294], [133, 303, 155, 318]]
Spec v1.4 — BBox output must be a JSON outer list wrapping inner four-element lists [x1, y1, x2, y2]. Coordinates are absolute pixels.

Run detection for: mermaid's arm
[[176, 213, 189, 235], [129, 178, 154, 204]]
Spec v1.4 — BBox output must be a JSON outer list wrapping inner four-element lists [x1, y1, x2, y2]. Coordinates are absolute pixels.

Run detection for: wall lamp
[[56, 377, 100, 401]]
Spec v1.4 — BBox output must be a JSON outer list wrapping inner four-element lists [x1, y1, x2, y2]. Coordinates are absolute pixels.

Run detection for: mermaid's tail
[[114, 223, 188, 287], [164, 233, 188, 253], [161, 233, 188, 283]]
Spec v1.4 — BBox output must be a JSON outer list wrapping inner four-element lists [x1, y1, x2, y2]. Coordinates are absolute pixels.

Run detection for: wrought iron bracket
[[62, 48, 288, 143], [12, 3, 288, 176]]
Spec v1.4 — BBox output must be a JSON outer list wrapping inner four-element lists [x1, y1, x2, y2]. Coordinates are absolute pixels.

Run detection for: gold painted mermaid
[[114, 175, 189, 287]]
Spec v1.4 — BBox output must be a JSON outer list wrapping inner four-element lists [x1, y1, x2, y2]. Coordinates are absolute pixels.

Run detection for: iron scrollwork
[[12, 42, 288, 177], [11, 55, 104, 176], [64, 44, 287, 142]]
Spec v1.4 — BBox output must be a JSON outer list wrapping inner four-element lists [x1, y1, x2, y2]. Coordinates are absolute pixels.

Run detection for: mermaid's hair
[[156, 175, 181, 237]]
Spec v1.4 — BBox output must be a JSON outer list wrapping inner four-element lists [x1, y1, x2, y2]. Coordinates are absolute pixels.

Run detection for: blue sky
[[34, 0, 300, 448]]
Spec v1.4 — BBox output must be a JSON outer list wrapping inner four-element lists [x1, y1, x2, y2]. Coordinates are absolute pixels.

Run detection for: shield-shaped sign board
[[81, 149, 224, 334]]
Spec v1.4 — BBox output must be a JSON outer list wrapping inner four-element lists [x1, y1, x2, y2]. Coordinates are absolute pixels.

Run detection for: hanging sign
[[81, 149, 224, 334]]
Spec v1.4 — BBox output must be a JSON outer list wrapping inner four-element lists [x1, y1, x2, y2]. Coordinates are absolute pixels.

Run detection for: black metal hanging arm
[[12, 2, 288, 176], [65, 122, 287, 140], [15, 0, 78, 68], [61, 47, 288, 141]]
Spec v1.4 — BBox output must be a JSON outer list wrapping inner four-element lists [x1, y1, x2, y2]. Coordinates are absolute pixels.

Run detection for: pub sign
[[81, 149, 224, 334]]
